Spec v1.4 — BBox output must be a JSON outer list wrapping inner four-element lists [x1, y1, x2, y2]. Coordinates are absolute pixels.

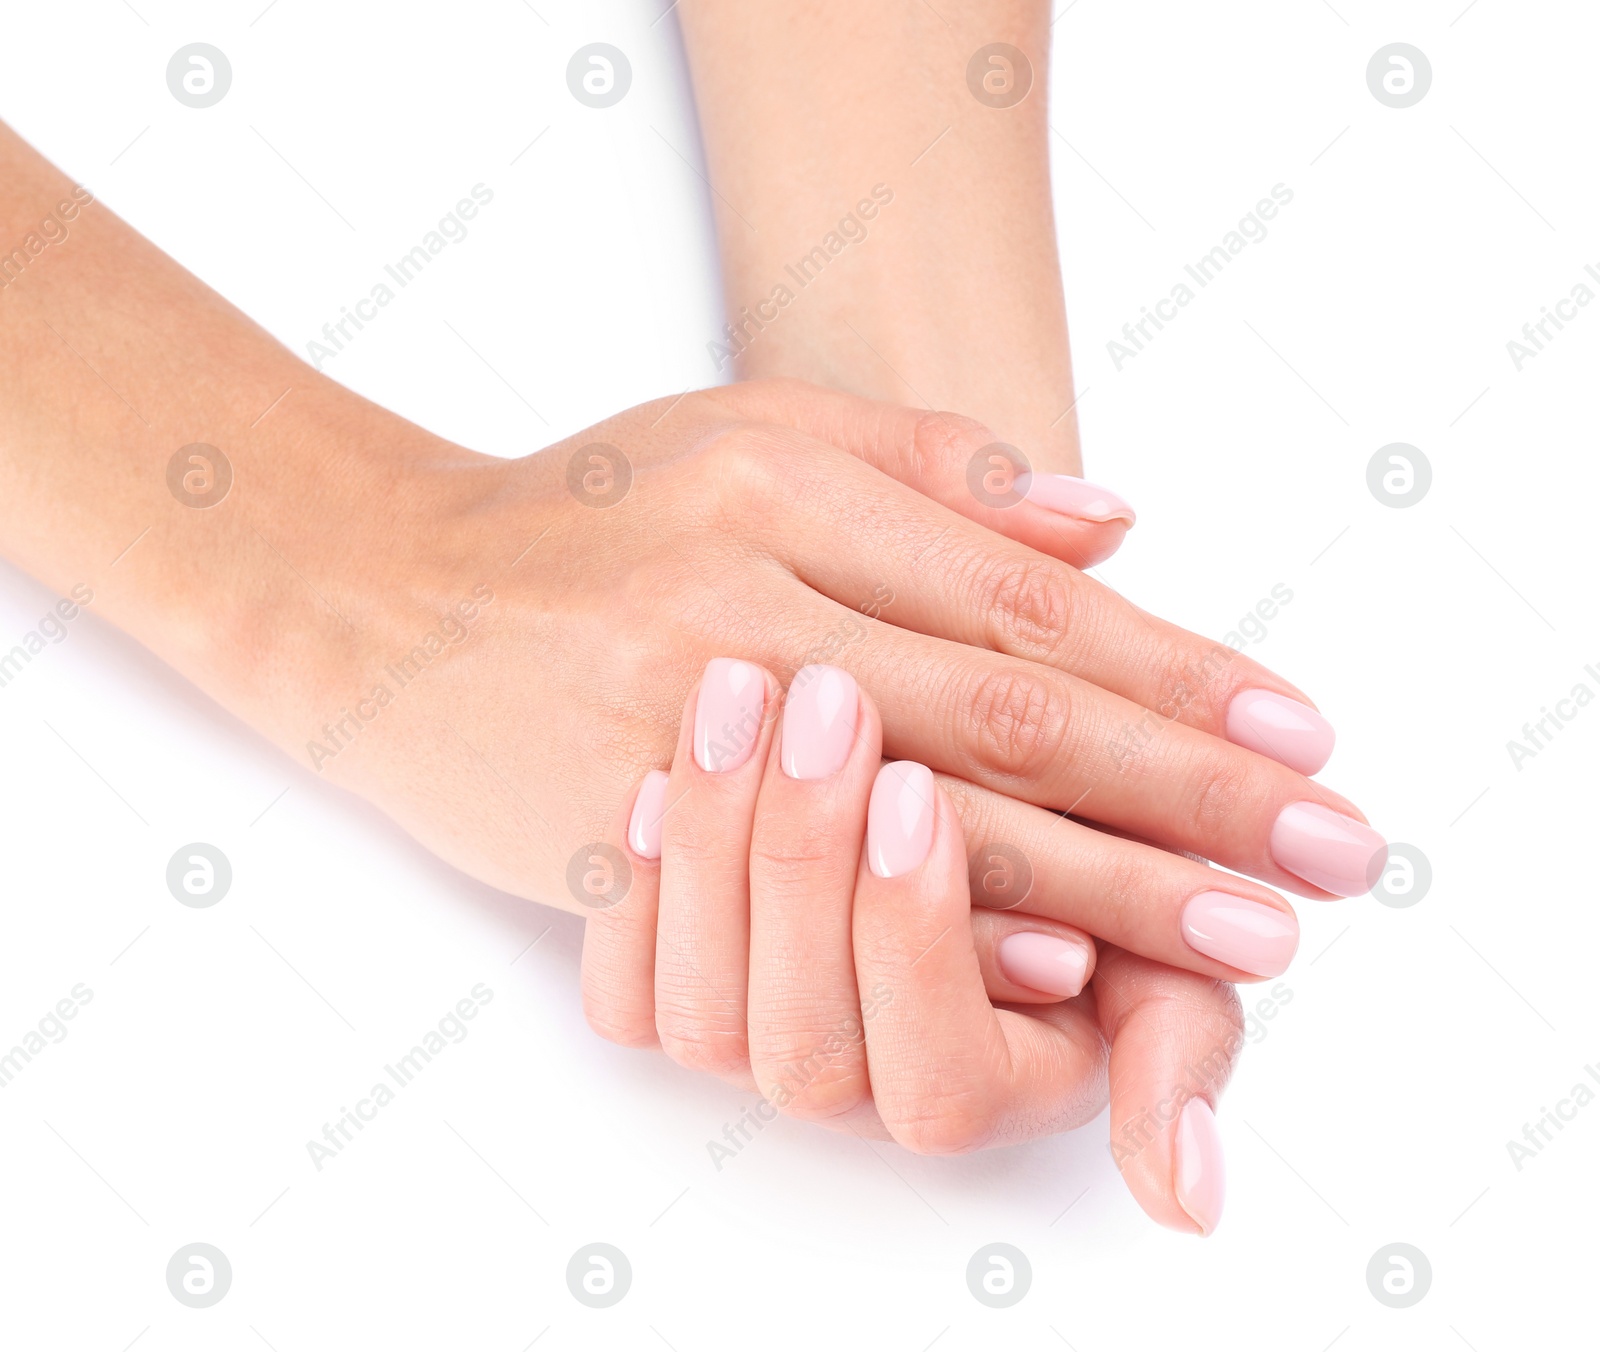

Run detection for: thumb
[[1092, 945, 1243, 1236], [711, 378, 1135, 570]]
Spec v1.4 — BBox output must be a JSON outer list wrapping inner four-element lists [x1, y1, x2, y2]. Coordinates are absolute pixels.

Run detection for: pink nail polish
[[1173, 1097, 1225, 1236], [1180, 890, 1298, 977], [627, 770, 669, 860], [693, 658, 766, 773], [996, 931, 1091, 997], [781, 665, 859, 780], [1270, 802, 1387, 897], [867, 761, 936, 878], [1013, 472, 1137, 526], [1226, 689, 1335, 776]]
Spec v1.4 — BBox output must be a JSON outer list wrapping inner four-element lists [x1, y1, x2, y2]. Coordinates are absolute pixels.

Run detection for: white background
[[1, 0, 1595, 1347]]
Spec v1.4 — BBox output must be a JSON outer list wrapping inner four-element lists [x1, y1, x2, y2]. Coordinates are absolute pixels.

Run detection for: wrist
[[167, 380, 490, 766]]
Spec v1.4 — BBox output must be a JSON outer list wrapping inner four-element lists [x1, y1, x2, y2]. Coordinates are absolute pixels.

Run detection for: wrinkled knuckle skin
[[1185, 752, 1254, 843], [1153, 641, 1233, 729], [965, 667, 1072, 782], [583, 999, 660, 1051], [886, 1094, 995, 1157], [977, 557, 1073, 660], [910, 409, 995, 487], [655, 1013, 751, 1081], [752, 1040, 870, 1124]]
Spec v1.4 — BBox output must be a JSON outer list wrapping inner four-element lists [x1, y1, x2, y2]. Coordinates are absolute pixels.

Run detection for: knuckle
[[655, 1008, 751, 1080], [751, 1032, 870, 1123], [698, 422, 794, 510], [974, 555, 1077, 660], [749, 826, 848, 890], [583, 999, 660, 1050], [1184, 750, 1256, 841], [910, 409, 995, 485], [1151, 639, 1235, 727], [886, 1091, 995, 1156], [964, 665, 1072, 781]]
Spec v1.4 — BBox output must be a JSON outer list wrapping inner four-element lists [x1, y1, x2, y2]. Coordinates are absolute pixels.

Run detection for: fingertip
[[626, 769, 670, 861], [1172, 1097, 1226, 1237], [1061, 518, 1132, 568], [994, 929, 1094, 999]]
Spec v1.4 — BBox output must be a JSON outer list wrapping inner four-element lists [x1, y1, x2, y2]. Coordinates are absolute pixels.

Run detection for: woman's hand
[[584, 657, 1240, 1234], [285, 379, 1380, 933], [586, 657, 1110, 1146]]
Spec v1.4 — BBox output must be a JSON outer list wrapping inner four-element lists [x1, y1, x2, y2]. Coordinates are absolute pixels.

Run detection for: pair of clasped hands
[[556, 383, 1386, 1238], [0, 20, 1384, 1238]]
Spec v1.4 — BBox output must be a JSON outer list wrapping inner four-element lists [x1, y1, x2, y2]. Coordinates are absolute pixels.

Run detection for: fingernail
[[1014, 472, 1137, 526], [1226, 689, 1335, 776], [693, 657, 766, 773], [996, 931, 1091, 997], [1173, 1098, 1225, 1236], [1180, 890, 1298, 977], [781, 665, 859, 780], [1270, 802, 1387, 897], [867, 761, 935, 878], [627, 770, 669, 860]]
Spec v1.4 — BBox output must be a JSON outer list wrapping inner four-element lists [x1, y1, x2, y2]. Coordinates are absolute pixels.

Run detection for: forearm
[[678, 0, 1080, 471], [0, 123, 440, 742]]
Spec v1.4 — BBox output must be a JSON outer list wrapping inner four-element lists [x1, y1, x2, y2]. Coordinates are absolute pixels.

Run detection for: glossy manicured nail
[[997, 931, 1091, 997], [1173, 1098, 1225, 1236], [627, 770, 669, 860], [1181, 890, 1298, 977], [781, 665, 859, 780], [693, 657, 766, 773], [1014, 472, 1137, 525], [1270, 802, 1387, 897], [867, 761, 935, 878], [1226, 689, 1335, 775]]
